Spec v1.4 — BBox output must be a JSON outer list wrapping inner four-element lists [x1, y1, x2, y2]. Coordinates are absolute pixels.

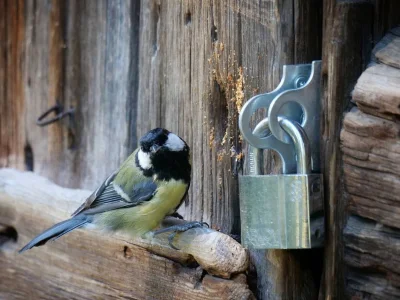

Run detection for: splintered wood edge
[[353, 28, 400, 120], [0, 168, 248, 279], [130, 218, 249, 278]]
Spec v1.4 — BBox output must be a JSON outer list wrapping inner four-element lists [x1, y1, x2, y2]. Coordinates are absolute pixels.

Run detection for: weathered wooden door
[[1, 0, 400, 299]]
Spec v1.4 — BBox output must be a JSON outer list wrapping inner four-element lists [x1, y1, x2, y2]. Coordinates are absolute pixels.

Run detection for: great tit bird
[[20, 128, 200, 253]]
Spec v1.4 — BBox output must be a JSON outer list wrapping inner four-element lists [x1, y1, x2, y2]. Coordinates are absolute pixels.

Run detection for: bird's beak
[[150, 145, 161, 153]]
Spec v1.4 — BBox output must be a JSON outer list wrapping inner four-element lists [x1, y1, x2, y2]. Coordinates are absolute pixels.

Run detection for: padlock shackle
[[248, 117, 311, 175], [279, 117, 311, 174], [249, 118, 298, 175], [249, 118, 269, 175]]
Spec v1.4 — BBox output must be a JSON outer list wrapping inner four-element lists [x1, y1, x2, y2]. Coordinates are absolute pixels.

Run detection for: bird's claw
[[153, 221, 209, 250]]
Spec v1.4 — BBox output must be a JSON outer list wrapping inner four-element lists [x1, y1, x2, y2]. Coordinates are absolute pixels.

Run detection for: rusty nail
[[36, 102, 75, 127]]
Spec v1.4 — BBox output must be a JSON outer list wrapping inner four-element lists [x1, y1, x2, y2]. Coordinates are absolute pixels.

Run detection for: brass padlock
[[239, 118, 324, 249]]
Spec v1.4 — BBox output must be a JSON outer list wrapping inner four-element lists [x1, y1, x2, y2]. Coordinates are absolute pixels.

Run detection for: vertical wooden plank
[[125, 0, 141, 153], [373, 0, 400, 44], [294, 0, 323, 63], [239, 1, 323, 299], [61, 0, 108, 188], [23, 0, 54, 177], [137, 1, 322, 298], [0, 0, 25, 170], [65, 0, 140, 189], [321, 1, 374, 299], [137, 0, 319, 234], [20, 0, 141, 189], [47, 0, 67, 173], [321, 2, 400, 299]]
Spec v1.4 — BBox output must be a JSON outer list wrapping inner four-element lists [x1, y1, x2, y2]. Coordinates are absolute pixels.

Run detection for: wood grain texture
[[136, 2, 323, 299], [372, 0, 400, 44], [344, 216, 400, 299], [320, 3, 400, 299], [352, 64, 400, 120], [136, 0, 246, 232], [342, 109, 400, 227], [341, 27, 400, 299], [22, 0, 140, 189], [4, 0, 400, 299], [375, 34, 400, 69], [0, 0, 140, 188], [0, 0, 25, 170], [0, 169, 253, 300], [321, 1, 377, 299], [0, 0, 324, 299]]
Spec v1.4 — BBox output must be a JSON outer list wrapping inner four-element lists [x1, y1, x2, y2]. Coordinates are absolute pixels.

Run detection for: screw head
[[295, 76, 308, 88]]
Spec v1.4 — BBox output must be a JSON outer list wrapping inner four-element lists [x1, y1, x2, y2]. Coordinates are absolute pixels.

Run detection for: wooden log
[[344, 215, 400, 299], [0, 169, 252, 299], [136, 217, 249, 279], [341, 26, 400, 299], [375, 33, 400, 68], [341, 112, 400, 299], [352, 64, 400, 121], [342, 108, 400, 228]]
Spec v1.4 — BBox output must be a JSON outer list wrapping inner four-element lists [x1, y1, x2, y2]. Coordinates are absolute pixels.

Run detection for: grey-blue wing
[[82, 181, 157, 215], [71, 171, 118, 216], [72, 174, 157, 216], [20, 172, 157, 253]]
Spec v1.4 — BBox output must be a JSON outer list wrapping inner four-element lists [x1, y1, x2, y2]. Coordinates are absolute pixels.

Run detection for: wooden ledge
[[0, 169, 253, 299]]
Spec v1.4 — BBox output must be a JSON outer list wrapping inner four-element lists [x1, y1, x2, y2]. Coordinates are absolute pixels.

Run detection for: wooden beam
[[375, 33, 400, 68], [344, 216, 400, 299], [0, 169, 252, 299], [321, 1, 373, 298], [353, 64, 400, 120], [340, 27, 400, 298], [342, 109, 400, 228]]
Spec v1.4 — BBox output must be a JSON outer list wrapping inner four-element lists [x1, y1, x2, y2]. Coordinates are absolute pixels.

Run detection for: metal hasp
[[238, 60, 324, 249]]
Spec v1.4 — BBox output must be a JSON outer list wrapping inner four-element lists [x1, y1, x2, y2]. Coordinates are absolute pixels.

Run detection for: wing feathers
[[71, 171, 118, 216], [72, 173, 157, 217]]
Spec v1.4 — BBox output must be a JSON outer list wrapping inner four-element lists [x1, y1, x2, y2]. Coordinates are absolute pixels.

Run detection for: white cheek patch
[[138, 149, 152, 169], [165, 133, 185, 151]]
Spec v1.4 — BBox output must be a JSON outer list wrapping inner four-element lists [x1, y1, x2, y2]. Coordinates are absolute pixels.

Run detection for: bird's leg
[[152, 221, 209, 250]]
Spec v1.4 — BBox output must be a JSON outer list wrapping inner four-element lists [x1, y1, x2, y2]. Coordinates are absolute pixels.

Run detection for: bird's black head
[[136, 128, 191, 183]]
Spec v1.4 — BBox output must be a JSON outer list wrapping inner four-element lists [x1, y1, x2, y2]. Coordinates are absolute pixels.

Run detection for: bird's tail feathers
[[19, 216, 90, 253]]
